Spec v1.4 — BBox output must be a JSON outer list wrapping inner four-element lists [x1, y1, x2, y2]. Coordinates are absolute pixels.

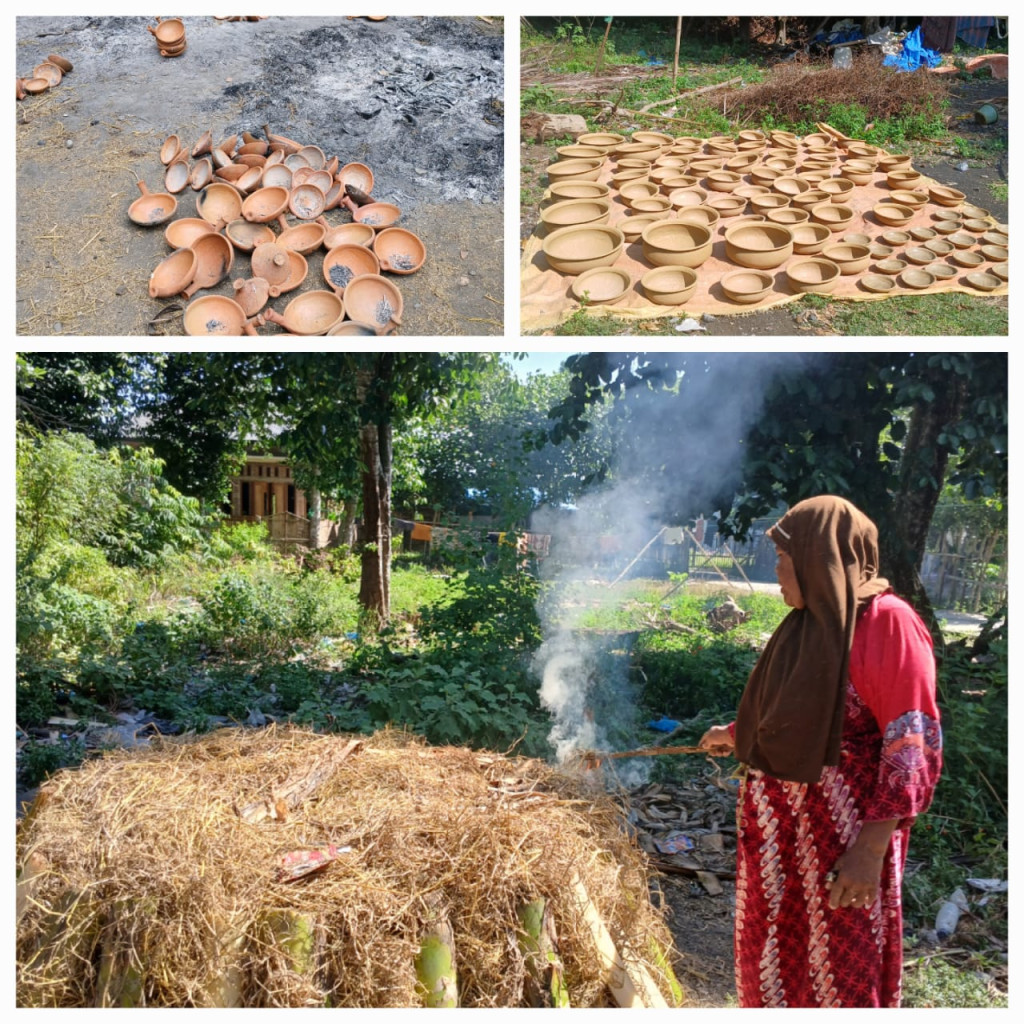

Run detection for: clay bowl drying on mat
[[734, 184, 770, 200], [148, 247, 197, 298], [869, 242, 894, 258], [633, 130, 674, 146], [667, 188, 708, 211], [763, 156, 797, 172], [872, 203, 915, 228], [618, 181, 660, 205], [724, 222, 794, 269], [705, 170, 743, 192], [181, 232, 234, 298], [578, 131, 625, 148], [640, 221, 713, 269], [859, 274, 896, 294], [274, 214, 326, 254], [620, 214, 672, 243], [570, 266, 632, 305], [842, 232, 871, 247], [965, 218, 994, 233], [929, 262, 958, 280], [991, 262, 1008, 282], [674, 206, 720, 230], [720, 269, 774, 305], [323, 244, 381, 293], [899, 268, 935, 289], [657, 174, 698, 194], [341, 274, 404, 335], [932, 219, 964, 237], [555, 144, 606, 162], [951, 249, 985, 269], [877, 154, 912, 173], [791, 189, 830, 212], [929, 185, 966, 208], [541, 199, 612, 231], [319, 219, 375, 249], [196, 183, 242, 228], [630, 196, 673, 216], [546, 159, 602, 184], [183, 295, 258, 337], [373, 228, 426, 275], [840, 161, 876, 185], [610, 169, 649, 189], [240, 186, 288, 224], [786, 257, 841, 294], [903, 246, 937, 266], [980, 244, 1009, 262], [542, 224, 624, 275], [889, 189, 928, 209], [875, 258, 907, 275], [766, 207, 810, 226], [352, 202, 401, 229], [982, 229, 1009, 246], [811, 203, 855, 233], [924, 238, 955, 256], [790, 223, 831, 255], [961, 204, 990, 220], [640, 266, 699, 305], [844, 142, 880, 163], [289, 184, 327, 221], [748, 166, 782, 187], [909, 226, 937, 243], [821, 242, 871, 275], [882, 229, 911, 246], [748, 194, 790, 216], [818, 178, 855, 202], [549, 180, 611, 203], [262, 290, 345, 336], [128, 181, 178, 226], [232, 276, 272, 317], [160, 135, 183, 165], [164, 160, 191, 195], [164, 217, 215, 249], [965, 271, 1001, 292], [706, 195, 747, 218], [886, 169, 922, 190], [725, 152, 760, 171], [771, 176, 812, 199], [946, 231, 977, 250]]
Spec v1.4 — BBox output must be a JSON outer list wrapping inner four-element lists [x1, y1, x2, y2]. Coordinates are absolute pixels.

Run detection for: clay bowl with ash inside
[[640, 221, 714, 269], [342, 274, 404, 335], [724, 222, 794, 269], [786, 257, 841, 294], [351, 202, 401, 229], [224, 219, 276, 253], [373, 228, 426, 275], [543, 224, 624, 275], [640, 265, 699, 305], [196, 183, 242, 228], [540, 198, 612, 231], [128, 181, 178, 226], [148, 247, 197, 298], [720, 269, 774, 305], [164, 217, 216, 249], [289, 184, 327, 221], [820, 242, 871, 276], [549, 180, 611, 203], [262, 290, 346, 336], [183, 295, 259, 336], [789, 223, 832, 255], [571, 266, 632, 305], [323, 244, 381, 293]]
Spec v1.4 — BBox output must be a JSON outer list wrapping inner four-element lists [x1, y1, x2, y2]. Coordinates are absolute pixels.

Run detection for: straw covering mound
[[16, 727, 681, 1007]]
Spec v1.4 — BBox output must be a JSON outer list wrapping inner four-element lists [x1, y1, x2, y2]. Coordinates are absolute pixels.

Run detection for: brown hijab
[[734, 496, 890, 783]]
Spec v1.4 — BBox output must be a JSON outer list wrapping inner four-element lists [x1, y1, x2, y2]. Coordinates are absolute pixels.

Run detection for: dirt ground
[[519, 69, 1008, 336], [16, 15, 504, 337]]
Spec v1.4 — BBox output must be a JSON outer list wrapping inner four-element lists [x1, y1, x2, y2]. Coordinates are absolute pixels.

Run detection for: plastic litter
[[934, 886, 970, 940], [882, 26, 942, 73], [832, 46, 853, 70], [647, 717, 682, 733]]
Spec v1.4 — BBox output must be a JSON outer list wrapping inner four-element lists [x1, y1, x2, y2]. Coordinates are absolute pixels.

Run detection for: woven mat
[[520, 138, 1007, 332]]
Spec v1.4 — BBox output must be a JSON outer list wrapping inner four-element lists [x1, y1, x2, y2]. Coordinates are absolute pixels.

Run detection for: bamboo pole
[[608, 527, 666, 587], [516, 898, 570, 1007], [673, 17, 682, 92], [595, 17, 613, 75], [415, 902, 458, 1007]]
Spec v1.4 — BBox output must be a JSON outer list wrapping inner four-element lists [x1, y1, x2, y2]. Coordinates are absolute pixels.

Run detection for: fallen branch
[[640, 76, 742, 112]]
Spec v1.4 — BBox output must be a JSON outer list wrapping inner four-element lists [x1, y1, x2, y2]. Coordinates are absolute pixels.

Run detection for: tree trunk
[[339, 497, 358, 550], [309, 487, 322, 550], [357, 416, 392, 625]]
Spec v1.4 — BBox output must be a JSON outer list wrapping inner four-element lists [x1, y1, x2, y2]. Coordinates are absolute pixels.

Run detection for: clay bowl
[[33, 63, 63, 87], [889, 189, 928, 210], [720, 269, 774, 305], [620, 214, 673, 243], [319, 219, 375, 249], [868, 242, 894, 259], [929, 185, 966, 208], [981, 229, 1008, 246], [968, 220, 998, 235], [859, 274, 895, 294], [160, 42, 187, 58], [47, 53, 74, 73], [991, 262, 1008, 282], [276, 251, 309, 295], [260, 164, 293, 191], [748, 193, 790, 216], [549, 180, 611, 203], [215, 164, 250, 185], [872, 203, 915, 228], [932, 219, 963, 236], [886, 169, 922, 190], [632, 130, 673, 147], [844, 142, 880, 162], [961, 204, 990, 220], [790, 189, 830, 212], [786, 257, 841, 294], [269, 213, 323, 254], [323, 244, 381, 293], [705, 170, 743, 193], [351, 202, 401, 229], [965, 271, 1001, 292], [724, 222, 793, 269], [184, 295, 258, 337], [251, 241, 293, 287], [235, 165, 266, 194], [789, 222, 831, 255], [734, 184, 770, 200], [148, 247, 198, 298], [904, 246, 937, 267], [666, 187, 708, 212], [232, 276, 272, 317], [196, 182, 242, 228], [182, 232, 234, 298], [323, 180, 345, 212], [190, 158, 213, 191], [881, 230, 911, 247], [540, 198, 612, 231], [129, 181, 178, 226], [164, 159, 191, 195], [297, 145, 326, 170], [771, 175, 812, 199], [241, 186, 289, 224], [23, 77, 51, 95], [657, 174, 698, 195], [899, 268, 935, 290], [875, 258, 907, 276], [725, 152, 760, 171], [630, 196, 673, 216], [640, 221, 713, 269], [923, 238, 955, 256], [706, 195, 747, 218], [947, 231, 977, 250], [821, 242, 870, 275], [546, 159, 602, 185], [149, 18, 185, 46], [799, 169, 832, 184], [221, 218, 272, 253], [748, 166, 782, 187], [618, 181, 660, 205], [877, 154, 912, 173], [556, 144, 606, 162], [283, 152, 312, 173], [372, 228, 426, 275], [818, 178, 855, 203], [810, 202, 855, 233], [640, 266, 698, 305], [674, 206, 721, 231], [325, 320, 379, 336], [340, 274, 404, 335], [289, 184, 327, 221], [950, 249, 985, 269], [165, 217, 216, 249], [542, 224, 624, 275], [295, 168, 333, 195], [610, 169, 650, 189], [578, 132, 625, 149], [980, 244, 1009, 262], [766, 207, 809, 227], [763, 156, 797, 172], [570, 266, 632, 305], [262, 290, 345, 336], [840, 161, 876, 185], [929, 262, 958, 280], [160, 134, 183, 165], [842, 232, 871, 247]]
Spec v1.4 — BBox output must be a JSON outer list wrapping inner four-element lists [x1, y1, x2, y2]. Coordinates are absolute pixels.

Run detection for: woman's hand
[[699, 725, 734, 754], [826, 819, 898, 910]]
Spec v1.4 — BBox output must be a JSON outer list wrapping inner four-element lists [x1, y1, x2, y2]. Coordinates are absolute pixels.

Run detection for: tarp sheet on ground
[[520, 125, 1007, 332]]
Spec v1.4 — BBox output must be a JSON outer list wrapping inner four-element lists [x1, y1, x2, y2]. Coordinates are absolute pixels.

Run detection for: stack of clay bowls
[[148, 18, 186, 58], [131, 125, 427, 335], [17, 53, 72, 99]]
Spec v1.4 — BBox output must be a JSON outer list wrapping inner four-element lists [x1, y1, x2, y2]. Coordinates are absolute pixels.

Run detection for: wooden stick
[[607, 527, 666, 587], [673, 17, 681, 92], [595, 17, 613, 75], [639, 77, 743, 113]]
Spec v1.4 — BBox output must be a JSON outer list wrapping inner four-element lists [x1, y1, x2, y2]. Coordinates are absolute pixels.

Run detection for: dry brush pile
[[16, 727, 682, 1008]]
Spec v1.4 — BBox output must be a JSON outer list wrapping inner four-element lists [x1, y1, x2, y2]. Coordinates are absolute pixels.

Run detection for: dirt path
[[16, 16, 504, 336]]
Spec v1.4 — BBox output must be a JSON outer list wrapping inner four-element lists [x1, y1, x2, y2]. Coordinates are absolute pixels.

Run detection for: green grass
[[988, 181, 1008, 203], [825, 292, 1007, 336]]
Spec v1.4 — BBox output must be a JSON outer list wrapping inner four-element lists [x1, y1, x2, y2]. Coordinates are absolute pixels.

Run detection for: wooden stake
[[595, 17, 613, 75], [673, 17, 682, 92]]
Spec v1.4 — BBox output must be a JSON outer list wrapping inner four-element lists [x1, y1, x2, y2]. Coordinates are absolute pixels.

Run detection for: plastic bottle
[[934, 887, 969, 940]]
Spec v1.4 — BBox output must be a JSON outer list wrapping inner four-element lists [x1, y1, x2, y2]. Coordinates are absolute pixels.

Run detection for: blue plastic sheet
[[882, 26, 943, 72]]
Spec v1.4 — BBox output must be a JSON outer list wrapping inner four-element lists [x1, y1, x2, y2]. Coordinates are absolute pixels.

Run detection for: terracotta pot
[[570, 266, 632, 305], [262, 290, 345, 336], [721, 269, 774, 304], [148, 18, 185, 46], [325, 320, 379, 335], [322, 243, 381, 293], [763, 156, 798, 172], [160, 134, 183, 166], [164, 159, 191, 194], [47, 54, 74, 73], [323, 179, 345, 211], [640, 265, 698, 305], [841, 162, 876, 185], [549, 180, 611, 203], [164, 217, 216, 249], [658, 174, 699, 195], [261, 164, 293, 190], [191, 130, 213, 158], [373, 227, 426, 275], [929, 185, 966, 208], [341, 274, 404, 335], [182, 232, 234, 297], [251, 241, 293, 287], [705, 195, 747, 218], [212, 147, 235, 170], [318, 218, 375, 249], [337, 162, 375, 194], [33, 63, 63, 87], [289, 184, 327, 220], [269, 213, 322, 254], [350, 201, 401, 229], [16, 77, 27, 100], [232, 276, 272, 316], [542, 224, 623, 275], [190, 158, 213, 191], [196, 182, 242, 228], [159, 43, 187, 58], [224, 218, 275, 252], [820, 242, 871, 275], [872, 203, 915, 228], [149, 247, 198, 298], [241, 186, 290, 223], [724, 222, 794, 269], [275, 250, 309, 294], [786, 257, 841, 294], [235, 154, 268, 169], [183, 295, 259, 336], [789, 223, 832, 255], [667, 187, 708, 212], [129, 180, 178, 226], [610, 169, 650, 189], [556, 144, 606, 162], [235, 165, 265, 194], [263, 125, 303, 152], [673, 206, 721, 231], [215, 164, 249, 184], [810, 202, 855, 233], [640, 221, 713, 269]]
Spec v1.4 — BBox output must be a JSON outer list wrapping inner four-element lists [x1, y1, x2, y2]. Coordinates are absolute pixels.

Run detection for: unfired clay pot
[[723, 222, 794, 269], [149, 247, 198, 298], [373, 227, 426, 275], [542, 224, 624, 275], [261, 290, 345, 336], [322, 243, 381, 293], [182, 232, 234, 297], [570, 266, 632, 305], [640, 221, 713, 269], [720, 269, 774, 304], [786, 257, 841, 294], [341, 274, 403, 335], [183, 295, 259, 336], [129, 180, 178, 226], [640, 266, 698, 305]]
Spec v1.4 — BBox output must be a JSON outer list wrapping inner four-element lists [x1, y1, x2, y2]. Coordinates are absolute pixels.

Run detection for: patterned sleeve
[[850, 594, 943, 825]]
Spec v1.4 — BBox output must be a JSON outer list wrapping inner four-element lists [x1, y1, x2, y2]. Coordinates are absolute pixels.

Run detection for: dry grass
[[17, 727, 679, 1007]]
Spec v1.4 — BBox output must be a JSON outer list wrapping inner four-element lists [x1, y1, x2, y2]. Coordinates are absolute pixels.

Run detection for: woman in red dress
[[700, 495, 942, 1007]]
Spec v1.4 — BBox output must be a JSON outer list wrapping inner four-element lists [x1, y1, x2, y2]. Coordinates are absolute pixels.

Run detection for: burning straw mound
[[16, 727, 681, 1008]]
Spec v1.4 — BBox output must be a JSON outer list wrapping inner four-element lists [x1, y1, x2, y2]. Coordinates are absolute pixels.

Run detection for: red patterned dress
[[730, 593, 942, 1007]]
